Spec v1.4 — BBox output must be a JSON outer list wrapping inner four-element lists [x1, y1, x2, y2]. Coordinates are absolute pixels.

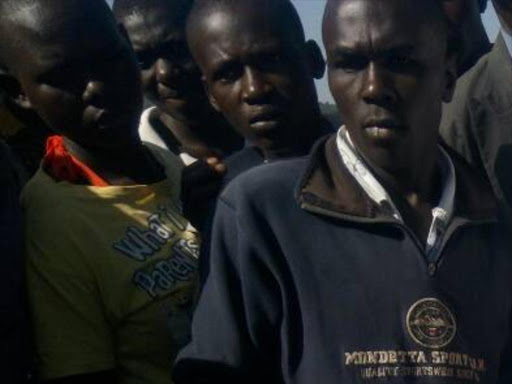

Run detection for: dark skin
[[493, 0, 512, 29], [117, 1, 241, 163], [323, 0, 457, 244], [187, 0, 326, 160], [2, 0, 163, 186], [442, 0, 491, 75], [2, 1, 167, 381]]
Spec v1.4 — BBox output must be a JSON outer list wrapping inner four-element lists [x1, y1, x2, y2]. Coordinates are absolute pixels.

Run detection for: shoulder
[[223, 147, 264, 184], [220, 156, 309, 211], [450, 50, 491, 107], [22, 168, 68, 210], [21, 169, 88, 241]]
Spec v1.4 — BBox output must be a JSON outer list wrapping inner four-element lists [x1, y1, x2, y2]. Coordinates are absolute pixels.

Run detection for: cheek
[[328, 72, 358, 117], [441, 0, 467, 24], [140, 69, 155, 93], [29, 86, 83, 131]]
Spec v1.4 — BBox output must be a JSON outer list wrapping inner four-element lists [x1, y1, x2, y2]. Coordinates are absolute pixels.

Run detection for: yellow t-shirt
[[22, 151, 198, 383]]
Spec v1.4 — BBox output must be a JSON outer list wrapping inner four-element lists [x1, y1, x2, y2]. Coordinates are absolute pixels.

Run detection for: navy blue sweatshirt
[[174, 136, 512, 384]]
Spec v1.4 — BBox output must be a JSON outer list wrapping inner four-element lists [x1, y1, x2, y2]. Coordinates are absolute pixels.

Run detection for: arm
[[45, 370, 116, 384], [25, 223, 117, 382], [173, 196, 283, 384]]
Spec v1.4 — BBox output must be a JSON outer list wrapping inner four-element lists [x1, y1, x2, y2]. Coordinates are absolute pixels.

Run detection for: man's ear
[[442, 54, 458, 103], [202, 76, 221, 112], [0, 68, 31, 109], [304, 40, 325, 80]]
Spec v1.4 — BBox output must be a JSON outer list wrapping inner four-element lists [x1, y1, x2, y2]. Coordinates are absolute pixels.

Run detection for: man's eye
[[386, 56, 416, 70], [136, 52, 156, 70], [138, 60, 154, 70], [216, 65, 242, 84], [332, 56, 367, 72]]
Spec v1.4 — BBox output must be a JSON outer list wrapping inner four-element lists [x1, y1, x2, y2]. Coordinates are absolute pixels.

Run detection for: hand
[[181, 159, 226, 229]]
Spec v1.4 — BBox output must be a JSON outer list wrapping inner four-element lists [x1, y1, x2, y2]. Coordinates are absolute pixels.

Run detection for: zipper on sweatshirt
[[301, 201, 496, 278]]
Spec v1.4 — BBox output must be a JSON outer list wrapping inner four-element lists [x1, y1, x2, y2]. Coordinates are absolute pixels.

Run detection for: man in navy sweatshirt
[[174, 0, 512, 383]]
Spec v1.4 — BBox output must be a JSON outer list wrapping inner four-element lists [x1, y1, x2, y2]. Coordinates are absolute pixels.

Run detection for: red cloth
[[42, 136, 109, 186]]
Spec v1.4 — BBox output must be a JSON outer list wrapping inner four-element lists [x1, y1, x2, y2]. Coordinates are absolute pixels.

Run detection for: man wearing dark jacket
[[182, 0, 333, 278], [441, 0, 512, 223], [186, 0, 333, 185], [174, 0, 512, 383]]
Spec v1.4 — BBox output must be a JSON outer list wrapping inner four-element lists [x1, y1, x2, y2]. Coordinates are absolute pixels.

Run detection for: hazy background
[[106, 0, 502, 103]]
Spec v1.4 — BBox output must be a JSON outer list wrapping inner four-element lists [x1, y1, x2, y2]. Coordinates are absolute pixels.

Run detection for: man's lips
[[158, 83, 184, 100], [94, 109, 132, 130], [249, 109, 283, 132], [362, 118, 405, 141]]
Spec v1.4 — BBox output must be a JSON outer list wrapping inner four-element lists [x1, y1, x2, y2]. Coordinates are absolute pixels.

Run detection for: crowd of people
[[1, 0, 512, 382]]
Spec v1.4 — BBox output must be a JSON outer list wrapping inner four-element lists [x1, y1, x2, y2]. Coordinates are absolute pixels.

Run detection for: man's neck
[[63, 137, 164, 186], [262, 114, 330, 160], [158, 111, 237, 159], [369, 150, 442, 244]]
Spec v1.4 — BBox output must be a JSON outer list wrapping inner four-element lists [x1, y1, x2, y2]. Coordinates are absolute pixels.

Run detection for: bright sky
[[107, 0, 502, 103]]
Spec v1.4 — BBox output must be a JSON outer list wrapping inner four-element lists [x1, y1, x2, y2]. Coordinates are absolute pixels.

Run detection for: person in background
[[113, 0, 242, 165], [186, 0, 333, 186], [183, 0, 333, 264], [173, 0, 512, 382], [0, 0, 199, 382], [0, 66, 50, 179], [0, 140, 29, 383], [441, 0, 512, 224], [442, 0, 491, 75]]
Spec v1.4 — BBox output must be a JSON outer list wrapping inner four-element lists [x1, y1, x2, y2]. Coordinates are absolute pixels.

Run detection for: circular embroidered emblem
[[406, 298, 456, 349]]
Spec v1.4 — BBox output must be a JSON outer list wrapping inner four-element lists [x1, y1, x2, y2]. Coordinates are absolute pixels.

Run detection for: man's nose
[[241, 67, 272, 104], [82, 80, 106, 106], [361, 62, 396, 106], [155, 58, 181, 84]]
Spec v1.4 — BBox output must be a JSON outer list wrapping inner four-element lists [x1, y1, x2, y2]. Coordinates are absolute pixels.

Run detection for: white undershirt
[[138, 107, 198, 166], [335, 126, 456, 260]]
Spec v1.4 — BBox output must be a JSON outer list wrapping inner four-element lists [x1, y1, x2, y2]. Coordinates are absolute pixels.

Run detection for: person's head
[[323, 0, 457, 175], [113, 0, 208, 125], [442, 0, 490, 75], [187, 0, 325, 156], [442, 0, 487, 22], [0, 0, 143, 151], [492, 0, 512, 31]]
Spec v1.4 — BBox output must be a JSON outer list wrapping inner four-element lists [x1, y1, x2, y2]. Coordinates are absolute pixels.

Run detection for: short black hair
[[0, 0, 113, 70], [113, 0, 194, 23], [324, 0, 461, 58], [187, 0, 306, 45], [0, 0, 43, 69]]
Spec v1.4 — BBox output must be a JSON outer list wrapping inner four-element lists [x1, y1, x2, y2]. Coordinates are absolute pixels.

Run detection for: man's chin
[[159, 99, 203, 124]]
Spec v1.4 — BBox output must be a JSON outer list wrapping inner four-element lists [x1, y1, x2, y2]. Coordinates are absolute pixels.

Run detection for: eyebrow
[[330, 44, 416, 58]]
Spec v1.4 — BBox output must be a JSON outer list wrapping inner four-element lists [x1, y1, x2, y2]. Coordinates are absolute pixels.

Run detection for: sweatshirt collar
[[335, 126, 455, 223], [297, 134, 498, 226], [335, 126, 456, 256]]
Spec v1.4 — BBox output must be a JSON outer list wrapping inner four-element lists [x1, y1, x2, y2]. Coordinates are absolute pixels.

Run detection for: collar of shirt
[[498, 21, 512, 59], [336, 126, 456, 258]]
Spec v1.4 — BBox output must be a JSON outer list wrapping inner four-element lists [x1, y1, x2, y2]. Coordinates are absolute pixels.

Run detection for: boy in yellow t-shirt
[[0, 0, 199, 382]]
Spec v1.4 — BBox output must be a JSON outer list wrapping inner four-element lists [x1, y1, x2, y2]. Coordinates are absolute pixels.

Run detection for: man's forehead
[[7, 1, 112, 43], [8, 10, 118, 65], [324, 0, 432, 50], [124, 9, 184, 50]]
